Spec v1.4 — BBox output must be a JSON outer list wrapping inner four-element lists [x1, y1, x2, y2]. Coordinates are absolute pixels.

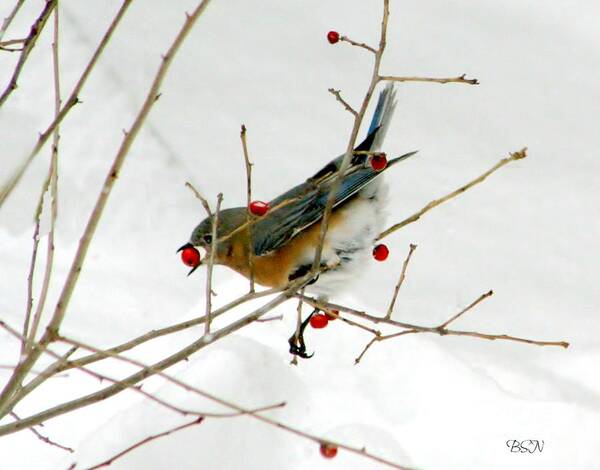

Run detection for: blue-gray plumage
[[183, 83, 416, 296]]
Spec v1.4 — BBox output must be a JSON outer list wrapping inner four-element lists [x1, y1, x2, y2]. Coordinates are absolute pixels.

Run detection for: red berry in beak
[[320, 443, 338, 458], [309, 314, 329, 329], [372, 243, 389, 261], [327, 31, 340, 44], [370, 153, 387, 171], [249, 200, 270, 216], [181, 246, 201, 267]]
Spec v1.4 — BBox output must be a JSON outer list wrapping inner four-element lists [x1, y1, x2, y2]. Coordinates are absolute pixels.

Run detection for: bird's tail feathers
[[367, 82, 396, 150]]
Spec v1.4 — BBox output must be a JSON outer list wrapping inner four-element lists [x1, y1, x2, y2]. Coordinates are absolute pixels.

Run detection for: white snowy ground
[[1, 1, 599, 469]]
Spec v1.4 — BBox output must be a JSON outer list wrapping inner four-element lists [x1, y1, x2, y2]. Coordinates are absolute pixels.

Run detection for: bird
[[179, 83, 416, 357]]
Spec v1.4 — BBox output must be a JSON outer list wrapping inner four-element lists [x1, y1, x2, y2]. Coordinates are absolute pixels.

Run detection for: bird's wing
[[252, 162, 386, 256]]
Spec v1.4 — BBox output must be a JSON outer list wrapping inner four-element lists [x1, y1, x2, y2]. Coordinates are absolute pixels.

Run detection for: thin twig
[[0, 271, 330, 434], [0, 0, 25, 41], [0, 0, 57, 107], [0, 0, 212, 420], [439, 290, 493, 329], [85, 417, 205, 470], [301, 294, 570, 359], [377, 148, 528, 241], [240, 124, 255, 292], [185, 181, 212, 217], [26, 5, 62, 352], [328, 88, 358, 116], [312, 0, 390, 272], [205, 193, 222, 335], [0, 0, 133, 208], [340, 35, 377, 54], [10, 411, 74, 453], [379, 74, 479, 85], [385, 244, 417, 319], [355, 330, 419, 364], [13, 287, 282, 405]]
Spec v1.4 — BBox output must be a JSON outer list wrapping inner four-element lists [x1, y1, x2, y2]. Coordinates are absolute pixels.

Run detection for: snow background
[[1, 0, 599, 469]]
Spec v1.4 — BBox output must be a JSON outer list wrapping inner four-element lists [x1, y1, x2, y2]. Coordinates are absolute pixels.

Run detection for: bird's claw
[[288, 309, 317, 359]]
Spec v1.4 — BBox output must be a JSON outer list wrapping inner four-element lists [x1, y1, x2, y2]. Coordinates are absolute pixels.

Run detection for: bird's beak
[[176, 243, 193, 253], [187, 265, 200, 277]]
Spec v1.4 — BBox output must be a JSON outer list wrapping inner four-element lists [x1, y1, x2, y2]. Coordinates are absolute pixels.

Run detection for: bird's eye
[[203, 234, 212, 244]]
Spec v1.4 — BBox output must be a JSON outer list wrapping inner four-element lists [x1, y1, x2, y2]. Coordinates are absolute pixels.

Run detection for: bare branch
[[10, 411, 74, 453], [25, 6, 62, 352], [205, 193, 222, 335], [439, 290, 493, 329], [377, 148, 528, 241], [328, 88, 358, 116], [0, 0, 133, 208], [312, 0, 390, 271], [185, 181, 212, 217], [0, 0, 25, 41], [240, 124, 255, 292], [340, 35, 377, 54], [379, 73, 479, 85], [0, 0, 212, 419], [0, 0, 57, 107], [385, 244, 417, 319], [85, 417, 205, 470]]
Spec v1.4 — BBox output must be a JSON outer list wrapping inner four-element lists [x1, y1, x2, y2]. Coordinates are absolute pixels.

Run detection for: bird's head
[[178, 207, 249, 275]]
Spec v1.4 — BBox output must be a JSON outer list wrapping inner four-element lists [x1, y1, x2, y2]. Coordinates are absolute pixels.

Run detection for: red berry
[[248, 200, 270, 216], [181, 246, 201, 267], [370, 153, 387, 171], [310, 314, 329, 329], [372, 244, 389, 261], [320, 443, 338, 459], [327, 31, 340, 44], [325, 309, 339, 321]]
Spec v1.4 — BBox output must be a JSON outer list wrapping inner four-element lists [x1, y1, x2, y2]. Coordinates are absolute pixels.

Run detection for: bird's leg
[[288, 308, 318, 359]]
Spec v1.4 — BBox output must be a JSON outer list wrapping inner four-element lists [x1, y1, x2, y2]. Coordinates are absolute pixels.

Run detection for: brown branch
[[0, 0, 25, 41], [379, 73, 479, 85], [0, 0, 56, 107], [0, 0, 211, 419], [25, 6, 62, 352], [13, 287, 281, 406], [240, 124, 255, 292], [0, 0, 133, 208], [355, 330, 419, 364], [185, 181, 212, 217], [340, 35, 377, 54], [312, 0, 390, 272], [385, 244, 417, 319], [205, 193, 222, 334], [85, 417, 205, 470], [377, 147, 528, 241], [439, 290, 493, 329], [298, 294, 570, 361], [10, 411, 74, 453], [328, 88, 358, 116]]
